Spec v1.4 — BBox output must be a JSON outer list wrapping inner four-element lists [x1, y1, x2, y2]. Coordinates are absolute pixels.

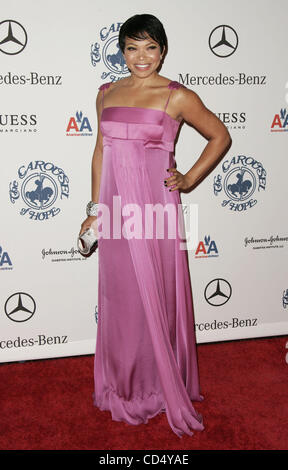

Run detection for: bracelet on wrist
[[86, 201, 98, 217]]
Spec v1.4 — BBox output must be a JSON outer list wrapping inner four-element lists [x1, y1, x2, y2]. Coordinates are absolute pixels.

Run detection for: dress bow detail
[[143, 139, 174, 152]]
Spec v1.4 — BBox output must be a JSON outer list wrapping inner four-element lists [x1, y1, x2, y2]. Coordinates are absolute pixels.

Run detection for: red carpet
[[0, 336, 287, 450]]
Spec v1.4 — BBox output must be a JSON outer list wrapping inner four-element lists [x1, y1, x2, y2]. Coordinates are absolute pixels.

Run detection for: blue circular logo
[[9, 160, 69, 221], [213, 155, 266, 212], [224, 167, 256, 201], [21, 172, 58, 209], [102, 36, 127, 75]]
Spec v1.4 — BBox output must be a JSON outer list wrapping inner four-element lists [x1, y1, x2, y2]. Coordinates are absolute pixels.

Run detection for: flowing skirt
[[93, 139, 204, 437]]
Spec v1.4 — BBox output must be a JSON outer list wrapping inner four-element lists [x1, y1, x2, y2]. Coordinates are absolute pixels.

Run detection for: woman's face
[[123, 34, 163, 77]]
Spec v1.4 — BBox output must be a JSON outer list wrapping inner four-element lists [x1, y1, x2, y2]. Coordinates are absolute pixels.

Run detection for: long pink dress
[[93, 80, 204, 438]]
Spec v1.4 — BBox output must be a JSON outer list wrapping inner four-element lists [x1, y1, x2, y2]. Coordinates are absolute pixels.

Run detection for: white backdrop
[[1, 0, 287, 363]]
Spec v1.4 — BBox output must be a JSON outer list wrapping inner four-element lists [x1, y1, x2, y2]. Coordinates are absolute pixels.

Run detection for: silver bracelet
[[86, 201, 98, 217]]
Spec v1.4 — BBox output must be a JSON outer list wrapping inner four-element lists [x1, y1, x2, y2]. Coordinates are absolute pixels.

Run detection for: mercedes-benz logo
[[4, 292, 36, 322], [204, 278, 232, 306], [209, 25, 238, 58], [0, 20, 28, 55]]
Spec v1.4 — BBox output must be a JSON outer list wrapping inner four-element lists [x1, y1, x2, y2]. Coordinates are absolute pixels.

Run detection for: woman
[[80, 14, 231, 438]]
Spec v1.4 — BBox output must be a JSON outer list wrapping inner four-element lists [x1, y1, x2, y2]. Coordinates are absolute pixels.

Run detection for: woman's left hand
[[164, 168, 193, 192]]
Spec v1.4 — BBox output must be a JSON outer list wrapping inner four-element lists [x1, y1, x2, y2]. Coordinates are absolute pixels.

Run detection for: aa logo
[[0, 245, 12, 270], [66, 111, 92, 136], [271, 108, 288, 132], [195, 236, 219, 258]]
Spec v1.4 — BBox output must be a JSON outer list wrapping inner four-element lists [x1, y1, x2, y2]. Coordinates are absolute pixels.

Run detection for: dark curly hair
[[118, 14, 168, 56]]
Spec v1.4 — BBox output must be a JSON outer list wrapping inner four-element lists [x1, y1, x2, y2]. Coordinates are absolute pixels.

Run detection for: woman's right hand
[[79, 216, 97, 236]]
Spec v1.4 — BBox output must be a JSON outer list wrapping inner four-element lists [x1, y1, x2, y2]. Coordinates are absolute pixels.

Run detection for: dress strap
[[164, 81, 183, 112], [98, 82, 111, 110]]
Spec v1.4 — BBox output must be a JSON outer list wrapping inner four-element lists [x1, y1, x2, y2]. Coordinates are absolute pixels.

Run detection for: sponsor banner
[[216, 112, 246, 131], [180, 73, 267, 87], [0, 114, 38, 133], [0, 72, 63, 86], [0, 336, 95, 363], [195, 320, 288, 343], [41, 247, 87, 262], [244, 235, 288, 250]]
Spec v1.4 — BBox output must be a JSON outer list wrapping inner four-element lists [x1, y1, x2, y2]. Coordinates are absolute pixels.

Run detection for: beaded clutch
[[77, 227, 98, 256]]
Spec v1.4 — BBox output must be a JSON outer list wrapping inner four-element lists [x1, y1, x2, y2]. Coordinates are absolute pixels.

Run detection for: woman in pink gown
[[80, 14, 231, 438]]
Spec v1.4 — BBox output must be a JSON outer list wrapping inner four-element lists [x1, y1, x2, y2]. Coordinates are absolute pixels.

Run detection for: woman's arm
[[167, 86, 232, 191], [79, 89, 104, 235]]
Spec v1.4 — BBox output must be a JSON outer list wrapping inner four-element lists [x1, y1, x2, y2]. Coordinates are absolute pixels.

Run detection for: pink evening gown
[[93, 80, 204, 438]]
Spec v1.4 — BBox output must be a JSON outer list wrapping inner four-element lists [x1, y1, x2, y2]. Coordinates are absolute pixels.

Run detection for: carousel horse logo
[[270, 108, 288, 132], [90, 22, 128, 81], [9, 160, 69, 221], [22, 173, 57, 209], [213, 155, 266, 211]]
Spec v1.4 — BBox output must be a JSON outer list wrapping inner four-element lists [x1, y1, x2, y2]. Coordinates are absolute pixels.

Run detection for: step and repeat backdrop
[[1, 0, 287, 362]]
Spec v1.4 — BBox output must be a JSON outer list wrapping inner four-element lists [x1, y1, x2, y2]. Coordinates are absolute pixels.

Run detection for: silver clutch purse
[[77, 227, 98, 256]]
